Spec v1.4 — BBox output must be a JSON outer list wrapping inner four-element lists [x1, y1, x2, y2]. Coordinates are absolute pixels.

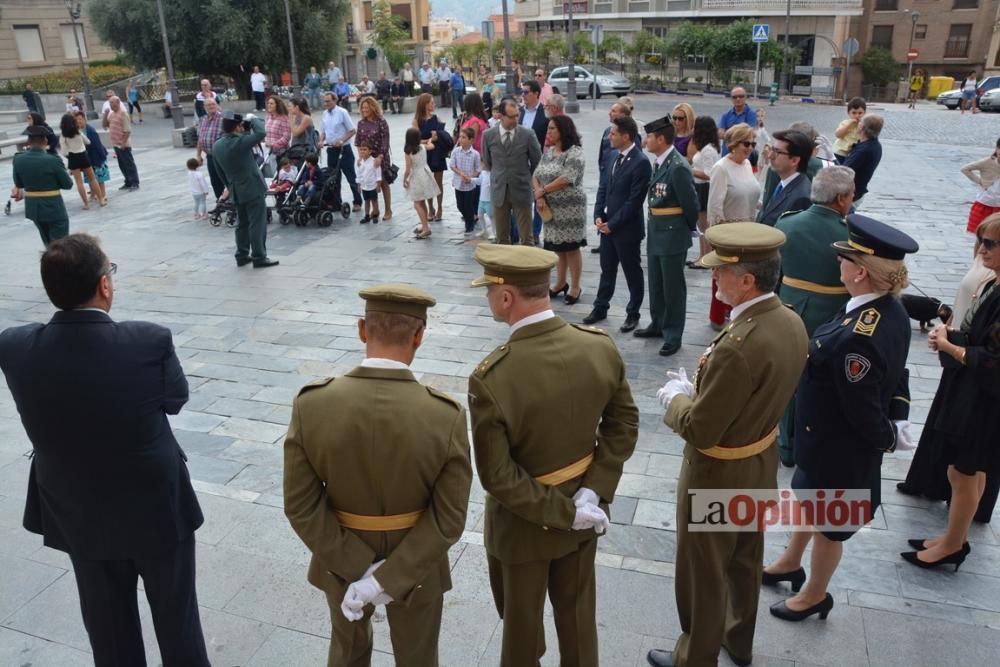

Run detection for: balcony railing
[[702, 0, 862, 9]]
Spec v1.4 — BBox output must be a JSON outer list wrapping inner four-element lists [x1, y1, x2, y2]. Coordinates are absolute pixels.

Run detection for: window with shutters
[[14, 25, 45, 63], [944, 24, 973, 58], [870, 25, 893, 51], [60, 24, 87, 59]]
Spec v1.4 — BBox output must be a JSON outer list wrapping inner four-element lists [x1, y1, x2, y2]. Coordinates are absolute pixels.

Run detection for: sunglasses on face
[[738, 141, 756, 149], [672, 115, 686, 121], [980, 237, 1000, 250], [732, 94, 746, 99]]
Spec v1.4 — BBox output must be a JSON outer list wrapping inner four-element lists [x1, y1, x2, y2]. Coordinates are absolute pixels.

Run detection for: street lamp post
[[782, 0, 792, 94], [501, 0, 514, 96], [64, 1, 95, 119], [905, 10, 920, 101], [155, 0, 185, 129], [283, 0, 300, 87], [565, 1, 579, 113]]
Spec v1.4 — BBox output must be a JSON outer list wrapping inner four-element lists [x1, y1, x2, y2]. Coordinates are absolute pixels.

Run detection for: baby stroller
[[283, 168, 351, 227]]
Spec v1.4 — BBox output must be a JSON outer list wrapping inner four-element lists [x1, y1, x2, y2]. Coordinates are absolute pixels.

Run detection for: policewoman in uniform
[[648, 223, 808, 667], [468, 245, 639, 667], [763, 215, 916, 622], [283, 284, 472, 666], [11, 125, 73, 245], [774, 165, 855, 465], [634, 116, 700, 357]]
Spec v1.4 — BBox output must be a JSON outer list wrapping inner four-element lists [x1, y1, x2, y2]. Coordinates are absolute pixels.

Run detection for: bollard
[[769, 81, 778, 106]]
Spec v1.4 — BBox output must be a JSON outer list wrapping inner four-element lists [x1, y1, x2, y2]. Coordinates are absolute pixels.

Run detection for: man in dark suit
[[592, 101, 640, 253], [0, 234, 209, 667], [758, 129, 814, 226], [482, 98, 542, 245], [584, 115, 652, 332], [519, 79, 548, 147]]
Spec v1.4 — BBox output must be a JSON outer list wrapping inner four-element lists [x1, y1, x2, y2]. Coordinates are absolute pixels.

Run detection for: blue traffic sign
[[752, 24, 770, 43]]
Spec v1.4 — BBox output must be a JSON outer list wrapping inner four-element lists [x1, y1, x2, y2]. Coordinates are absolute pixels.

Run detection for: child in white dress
[[403, 128, 440, 239]]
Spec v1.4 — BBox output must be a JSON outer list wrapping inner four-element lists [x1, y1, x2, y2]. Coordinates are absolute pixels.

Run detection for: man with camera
[[211, 110, 278, 268]]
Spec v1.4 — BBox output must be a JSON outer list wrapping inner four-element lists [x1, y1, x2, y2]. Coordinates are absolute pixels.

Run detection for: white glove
[[894, 420, 915, 451], [243, 112, 257, 121], [656, 367, 694, 408], [362, 560, 393, 606], [573, 487, 600, 509], [340, 573, 393, 622], [572, 503, 610, 534]]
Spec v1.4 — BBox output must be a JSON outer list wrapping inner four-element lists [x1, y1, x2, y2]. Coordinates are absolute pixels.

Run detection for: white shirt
[[321, 105, 354, 145], [360, 357, 410, 370], [250, 72, 267, 93], [101, 100, 112, 116], [360, 80, 375, 93], [510, 310, 555, 335], [655, 146, 676, 168], [521, 104, 539, 132], [692, 144, 720, 184], [844, 292, 882, 315], [478, 170, 492, 202], [778, 173, 799, 190], [188, 169, 211, 195], [356, 156, 382, 191], [729, 292, 776, 322], [277, 165, 298, 183]]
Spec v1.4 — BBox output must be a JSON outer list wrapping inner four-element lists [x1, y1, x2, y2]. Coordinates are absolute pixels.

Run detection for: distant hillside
[[430, 1, 498, 31]]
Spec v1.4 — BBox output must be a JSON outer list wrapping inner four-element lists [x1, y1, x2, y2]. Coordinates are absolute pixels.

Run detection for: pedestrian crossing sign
[[752, 24, 769, 43]]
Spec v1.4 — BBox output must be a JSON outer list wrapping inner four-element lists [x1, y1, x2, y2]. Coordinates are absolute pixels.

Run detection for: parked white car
[[548, 65, 632, 99]]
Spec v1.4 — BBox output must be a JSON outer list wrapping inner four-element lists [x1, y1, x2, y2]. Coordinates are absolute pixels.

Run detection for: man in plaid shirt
[[196, 98, 225, 199]]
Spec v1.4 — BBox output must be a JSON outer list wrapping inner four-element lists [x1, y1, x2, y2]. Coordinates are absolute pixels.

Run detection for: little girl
[[403, 128, 440, 239], [477, 162, 494, 241], [270, 157, 298, 204], [186, 158, 212, 219], [59, 113, 97, 209]]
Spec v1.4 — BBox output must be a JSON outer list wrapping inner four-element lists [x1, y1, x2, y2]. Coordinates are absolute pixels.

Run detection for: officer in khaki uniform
[[634, 116, 700, 356], [468, 245, 639, 667], [283, 284, 472, 667], [647, 224, 808, 667], [11, 126, 73, 246]]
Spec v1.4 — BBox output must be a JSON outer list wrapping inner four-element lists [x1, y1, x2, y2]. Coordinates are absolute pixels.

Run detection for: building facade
[[343, 0, 433, 80], [1, 0, 117, 80]]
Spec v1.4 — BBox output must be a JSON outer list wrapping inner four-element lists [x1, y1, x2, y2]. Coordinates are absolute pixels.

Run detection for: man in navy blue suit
[[592, 101, 640, 253], [584, 115, 652, 332], [0, 234, 209, 667]]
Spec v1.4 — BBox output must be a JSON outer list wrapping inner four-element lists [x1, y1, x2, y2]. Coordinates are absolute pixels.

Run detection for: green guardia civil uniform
[[774, 204, 850, 464], [663, 224, 808, 667], [467, 245, 639, 667], [11, 145, 73, 245], [283, 285, 472, 667], [646, 125, 701, 347], [211, 115, 269, 262]]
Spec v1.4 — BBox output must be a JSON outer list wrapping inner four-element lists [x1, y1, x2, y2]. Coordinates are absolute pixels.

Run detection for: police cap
[[470, 244, 558, 288], [832, 214, 919, 260], [359, 283, 436, 321], [644, 115, 672, 134], [221, 110, 242, 122], [700, 222, 786, 268]]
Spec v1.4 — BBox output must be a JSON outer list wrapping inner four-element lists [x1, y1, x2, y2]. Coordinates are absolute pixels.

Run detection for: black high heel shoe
[[761, 567, 806, 592], [549, 283, 569, 298], [769, 593, 833, 622], [907, 539, 971, 552], [565, 288, 582, 305], [901, 547, 969, 572]]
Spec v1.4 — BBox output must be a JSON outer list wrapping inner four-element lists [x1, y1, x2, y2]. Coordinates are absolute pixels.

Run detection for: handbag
[[537, 198, 553, 222], [385, 163, 399, 184]]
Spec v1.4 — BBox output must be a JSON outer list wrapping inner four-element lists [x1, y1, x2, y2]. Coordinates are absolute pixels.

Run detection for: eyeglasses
[[770, 148, 790, 156], [980, 237, 1000, 250], [731, 94, 746, 99], [672, 115, 686, 121], [536, 74, 545, 78], [738, 141, 757, 148], [521, 90, 531, 95], [105, 262, 117, 276]]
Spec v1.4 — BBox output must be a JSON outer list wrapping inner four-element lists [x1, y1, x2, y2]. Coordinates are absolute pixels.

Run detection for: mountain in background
[[430, 1, 498, 31]]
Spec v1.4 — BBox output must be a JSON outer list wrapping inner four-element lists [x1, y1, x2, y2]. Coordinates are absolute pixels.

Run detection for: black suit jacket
[[758, 172, 812, 226], [519, 105, 548, 147], [0, 309, 203, 560], [594, 147, 653, 242]]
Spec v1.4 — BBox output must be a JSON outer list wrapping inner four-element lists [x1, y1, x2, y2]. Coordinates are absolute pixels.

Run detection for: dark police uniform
[[793, 215, 917, 540], [636, 116, 701, 356], [11, 127, 73, 245]]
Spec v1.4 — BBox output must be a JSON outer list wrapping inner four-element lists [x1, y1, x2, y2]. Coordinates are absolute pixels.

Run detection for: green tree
[[511, 36, 536, 67], [557, 31, 593, 65], [859, 46, 898, 85], [600, 34, 627, 73], [369, 0, 409, 75], [664, 22, 713, 82], [541, 34, 564, 69], [88, 0, 349, 89], [624, 30, 659, 84]]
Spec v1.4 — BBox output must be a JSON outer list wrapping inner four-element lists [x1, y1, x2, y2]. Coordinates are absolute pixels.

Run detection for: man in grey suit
[[481, 98, 542, 245], [757, 130, 813, 226]]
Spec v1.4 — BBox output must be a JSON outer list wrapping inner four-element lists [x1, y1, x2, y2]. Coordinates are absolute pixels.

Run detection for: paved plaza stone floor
[[1, 94, 1000, 665]]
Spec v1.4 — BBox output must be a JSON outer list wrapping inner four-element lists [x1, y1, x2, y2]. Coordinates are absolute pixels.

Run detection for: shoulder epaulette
[[570, 322, 611, 337], [723, 317, 760, 347], [853, 307, 881, 337], [474, 343, 511, 377], [426, 385, 462, 410], [297, 377, 334, 396]]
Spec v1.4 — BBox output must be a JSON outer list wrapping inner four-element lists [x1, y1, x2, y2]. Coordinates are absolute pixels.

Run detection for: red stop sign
[[907, 49, 919, 61]]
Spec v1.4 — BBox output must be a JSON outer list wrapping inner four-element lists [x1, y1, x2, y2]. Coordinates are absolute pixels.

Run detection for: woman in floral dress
[[356, 97, 394, 220]]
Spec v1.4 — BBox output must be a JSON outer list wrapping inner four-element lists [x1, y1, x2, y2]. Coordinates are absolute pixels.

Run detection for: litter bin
[[928, 76, 955, 100]]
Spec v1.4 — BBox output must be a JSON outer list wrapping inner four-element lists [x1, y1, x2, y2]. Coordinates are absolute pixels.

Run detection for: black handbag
[[385, 163, 399, 184]]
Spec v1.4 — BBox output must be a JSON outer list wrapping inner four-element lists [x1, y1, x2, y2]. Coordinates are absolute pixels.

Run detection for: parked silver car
[[548, 65, 632, 99]]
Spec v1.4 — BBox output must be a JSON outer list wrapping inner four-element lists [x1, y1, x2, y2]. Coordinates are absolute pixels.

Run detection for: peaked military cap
[[699, 222, 786, 268], [471, 245, 558, 288], [644, 115, 672, 134], [221, 110, 243, 122], [359, 283, 436, 321], [832, 214, 919, 260]]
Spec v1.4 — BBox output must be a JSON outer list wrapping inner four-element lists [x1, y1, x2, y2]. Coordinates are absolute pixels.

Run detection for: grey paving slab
[[0, 626, 92, 666], [222, 558, 331, 638], [862, 607, 1000, 667], [245, 626, 330, 667], [0, 551, 66, 623]]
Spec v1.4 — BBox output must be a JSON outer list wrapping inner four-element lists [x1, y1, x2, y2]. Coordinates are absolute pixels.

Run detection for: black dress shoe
[[722, 644, 752, 667], [659, 342, 681, 357], [591, 246, 601, 254], [769, 593, 834, 621], [582, 309, 607, 325], [908, 539, 970, 551], [565, 288, 582, 305], [620, 315, 640, 333], [252, 258, 279, 268], [235, 257, 252, 267], [900, 545, 969, 571], [549, 283, 569, 298], [646, 649, 674, 667], [762, 566, 806, 592], [895, 481, 922, 497], [633, 325, 662, 338]]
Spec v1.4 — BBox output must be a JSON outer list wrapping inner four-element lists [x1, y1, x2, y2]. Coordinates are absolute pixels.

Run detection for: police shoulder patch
[[473, 343, 511, 377], [853, 308, 881, 336], [426, 385, 462, 411], [844, 353, 871, 383], [298, 377, 334, 396], [571, 323, 610, 337]]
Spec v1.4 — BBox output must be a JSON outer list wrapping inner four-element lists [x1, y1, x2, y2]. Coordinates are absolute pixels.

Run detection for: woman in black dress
[[764, 215, 918, 621], [901, 214, 1000, 569], [411, 93, 451, 221]]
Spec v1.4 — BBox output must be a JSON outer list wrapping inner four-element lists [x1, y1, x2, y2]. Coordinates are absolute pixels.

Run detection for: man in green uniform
[[283, 284, 472, 666], [647, 223, 808, 667], [211, 111, 278, 268], [633, 116, 700, 356], [773, 165, 854, 465], [468, 245, 639, 667], [11, 126, 73, 246]]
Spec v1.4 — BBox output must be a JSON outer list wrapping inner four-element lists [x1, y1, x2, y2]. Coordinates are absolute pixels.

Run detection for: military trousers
[[324, 589, 443, 667], [672, 444, 778, 667], [33, 217, 69, 246], [648, 251, 687, 346], [777, 397, 796, 465], [487, 537, 598, 667], [233, 196, 268, 261]]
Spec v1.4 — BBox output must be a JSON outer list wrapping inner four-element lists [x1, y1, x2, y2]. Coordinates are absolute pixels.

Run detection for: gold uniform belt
[[782, 276, 849, 295], [649, 206, 684, 216], [24, 190, 62, 198], [335, 509, 423, 531], [535, 451, 595, 486], [700, 426, 778, 460]]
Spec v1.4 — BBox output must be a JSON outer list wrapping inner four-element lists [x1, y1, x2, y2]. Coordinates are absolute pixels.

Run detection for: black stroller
[[276, 148, 351, 227]]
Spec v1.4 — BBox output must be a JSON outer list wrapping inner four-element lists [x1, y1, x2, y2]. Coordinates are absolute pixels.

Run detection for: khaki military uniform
[[284, 367, 472, 666], [469, 316, 638, 666], [12, 147, 73, 245]]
